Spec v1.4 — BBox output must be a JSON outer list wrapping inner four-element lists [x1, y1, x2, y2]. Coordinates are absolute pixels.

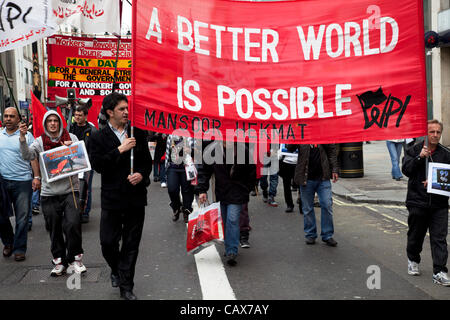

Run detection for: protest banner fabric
[[0, 1, 57, 53], [132, 0, 427, 143], [47, 35, 131, 126], [51, 0, 120, 35]]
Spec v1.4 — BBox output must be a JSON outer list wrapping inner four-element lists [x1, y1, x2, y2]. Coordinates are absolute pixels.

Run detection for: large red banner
[[47, 35, 131, 127], [132, 0, 427, 143]]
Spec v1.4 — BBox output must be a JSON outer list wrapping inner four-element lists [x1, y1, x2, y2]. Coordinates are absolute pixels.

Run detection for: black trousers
[[280, 161, 299, 208], [100, 206, 145, 291], [407, 206, 449, 274], [40, 192, 83, 265]]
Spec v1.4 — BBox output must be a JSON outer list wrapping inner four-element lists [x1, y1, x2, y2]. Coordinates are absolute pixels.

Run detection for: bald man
[[0, 107, 40, 261]]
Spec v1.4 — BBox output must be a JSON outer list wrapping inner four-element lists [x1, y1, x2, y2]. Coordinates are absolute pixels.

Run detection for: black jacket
[[196, 142, 256, 205], [89, 123, 152, 210], [69, 122, 97, 152], [292, 144, 339, 186], [402, 142, 450, 209]]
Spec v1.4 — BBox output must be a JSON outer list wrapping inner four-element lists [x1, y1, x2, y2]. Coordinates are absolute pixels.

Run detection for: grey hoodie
[[20, 110, 79, 196]]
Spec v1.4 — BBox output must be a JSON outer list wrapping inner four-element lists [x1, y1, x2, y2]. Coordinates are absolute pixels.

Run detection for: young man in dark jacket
[[89, 92, 152, 300], [197, 141, 256, 266], [292, 144, 339, 246], [402, 119, 450, 286]]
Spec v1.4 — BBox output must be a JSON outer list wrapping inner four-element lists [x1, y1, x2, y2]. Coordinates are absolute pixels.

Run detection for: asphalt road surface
[[0, 175, 449, 301]]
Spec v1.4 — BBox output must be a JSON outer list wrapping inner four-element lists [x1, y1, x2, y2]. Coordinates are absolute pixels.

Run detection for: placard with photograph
[[40, 141, 91, 183], [427, 162, 450, 197]]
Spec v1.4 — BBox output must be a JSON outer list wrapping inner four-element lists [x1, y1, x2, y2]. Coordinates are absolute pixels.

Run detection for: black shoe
[[183, 208, 191, 223], [323, 238, 338, 247], [2, 245, 12, 257], [111, 273, 120, 288], [32, 207, 40, 215], [81, 214, 89, 224], [285, 206, 294, 213], [28, 224, 32, 231], [226, 253, 237, 266], [305, 238, 316, 245], [262, 190, 268, 203], [120, 290, 138, 300], [153, 176, 159, 182], [240, 239, 250, 249], [172, 208, 181, 222]]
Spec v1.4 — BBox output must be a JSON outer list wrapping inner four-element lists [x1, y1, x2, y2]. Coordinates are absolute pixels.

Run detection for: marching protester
[[239, 203, 251, 248], [402, 120, 450, 286], [279, 144, 302, 213], [386, 138, 405, 181], [197, 141, 256, 266], [69, 105, 97, 223], [293, 144, 339, 246], [89, 92, 152, 300], [0, 107, 40, 261], [165, 134, 195, 223], [19, 110, 86, 275], [259, 144, 279, 207], [148, 132, 168, 187]]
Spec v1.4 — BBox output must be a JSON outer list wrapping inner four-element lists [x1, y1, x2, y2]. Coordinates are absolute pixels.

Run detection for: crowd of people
[[1, 93, 450, 300]]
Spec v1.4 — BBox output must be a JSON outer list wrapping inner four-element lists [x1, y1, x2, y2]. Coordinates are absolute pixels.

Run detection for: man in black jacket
[[197, 141, 256, 266], [402, 119, 450, 286], [292, 144, 339, 246], [89, 92, 152, 300]]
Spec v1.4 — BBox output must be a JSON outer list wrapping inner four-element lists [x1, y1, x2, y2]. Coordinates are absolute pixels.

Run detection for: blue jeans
[[300, 180, 334, 241], [154, 162, 167, 183], [220, 203, 242, 255], [259, 174, 279, 197], [386, 141, 403, 179], [167, 168, 194, 212], [3, 179, 32, 254], [159, 162, 167, 183]]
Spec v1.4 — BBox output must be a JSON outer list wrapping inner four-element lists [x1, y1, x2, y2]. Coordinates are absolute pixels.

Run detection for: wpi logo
[[357, 87, 411, 130]]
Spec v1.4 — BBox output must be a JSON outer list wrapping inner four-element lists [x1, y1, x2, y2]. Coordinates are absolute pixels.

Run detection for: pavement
[[332, 140, 408, 206]]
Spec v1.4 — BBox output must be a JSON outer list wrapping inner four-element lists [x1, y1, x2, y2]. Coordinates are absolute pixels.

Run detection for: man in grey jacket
[[19, 110, 86, 277]]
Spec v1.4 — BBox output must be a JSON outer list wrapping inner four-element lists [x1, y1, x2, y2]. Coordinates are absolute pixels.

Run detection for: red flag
[[30, 90, 46, 138]]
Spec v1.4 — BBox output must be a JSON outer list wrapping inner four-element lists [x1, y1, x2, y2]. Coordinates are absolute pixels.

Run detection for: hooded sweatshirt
[[20, 110, 79, 196]]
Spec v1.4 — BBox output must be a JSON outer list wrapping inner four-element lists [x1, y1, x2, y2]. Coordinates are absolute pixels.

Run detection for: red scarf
[[41, 129, 72, 151]]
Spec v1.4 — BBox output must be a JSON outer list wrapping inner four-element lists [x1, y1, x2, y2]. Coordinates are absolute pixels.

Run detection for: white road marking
[[333, 197, 431, 236], [190, 200, 236, 300]]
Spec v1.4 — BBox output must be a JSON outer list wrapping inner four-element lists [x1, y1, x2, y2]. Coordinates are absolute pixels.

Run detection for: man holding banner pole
[[402, 119, 450, 286], [89, 92, 151, 300]]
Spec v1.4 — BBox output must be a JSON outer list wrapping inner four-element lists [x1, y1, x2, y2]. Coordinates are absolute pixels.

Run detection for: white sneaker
[[51, 258, 66, 277], [408, 259, 420, 276], [161, 182, 167, 188], [433, 271, 450, 286], [68, 254, 87, 274]]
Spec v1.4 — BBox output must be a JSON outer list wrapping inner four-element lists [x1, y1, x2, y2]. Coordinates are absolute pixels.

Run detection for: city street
[[0, 141, 449, 301]]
